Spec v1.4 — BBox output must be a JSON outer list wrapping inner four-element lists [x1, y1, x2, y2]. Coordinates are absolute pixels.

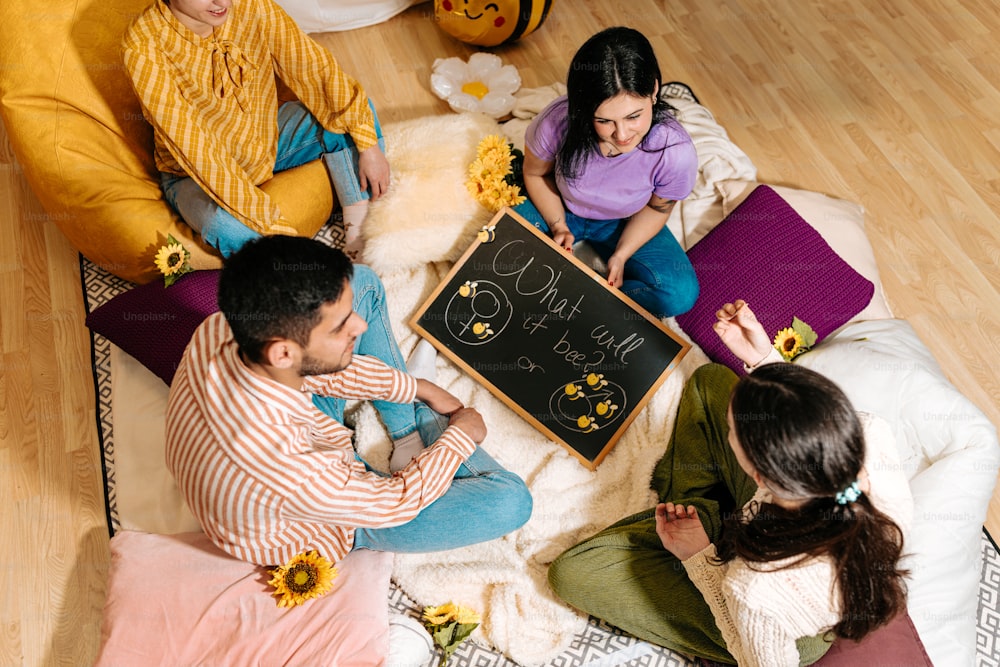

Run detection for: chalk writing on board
[[411, 208, 690, 469]]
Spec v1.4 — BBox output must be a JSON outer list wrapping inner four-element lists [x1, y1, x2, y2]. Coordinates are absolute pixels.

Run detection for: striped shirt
[[166, 313, 477, 566], [122, 0, 378, 233]]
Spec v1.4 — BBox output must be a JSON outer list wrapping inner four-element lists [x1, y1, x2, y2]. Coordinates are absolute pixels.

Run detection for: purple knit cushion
[[675, 186, 874, 373], [86, 270, 221, 384]]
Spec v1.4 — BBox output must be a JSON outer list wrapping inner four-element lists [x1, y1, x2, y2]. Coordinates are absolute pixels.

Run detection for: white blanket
[[357, 98, 757, 664]]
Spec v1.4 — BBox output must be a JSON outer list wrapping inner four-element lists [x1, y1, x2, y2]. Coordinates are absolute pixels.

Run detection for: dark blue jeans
[[513, 199, 699, 318]]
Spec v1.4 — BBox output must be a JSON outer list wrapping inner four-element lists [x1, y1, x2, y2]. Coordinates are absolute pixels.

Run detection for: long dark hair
[[716, 363, 908, 641], [218, 235, 353, 365], [558, 26, 677, 181]]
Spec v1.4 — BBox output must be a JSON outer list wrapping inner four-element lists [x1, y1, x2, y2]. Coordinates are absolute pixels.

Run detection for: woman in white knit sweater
[[547, 300, 913, 666]]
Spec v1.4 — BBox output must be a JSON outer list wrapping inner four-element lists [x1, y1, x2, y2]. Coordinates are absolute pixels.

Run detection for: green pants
[[547, 364, 831, 664]]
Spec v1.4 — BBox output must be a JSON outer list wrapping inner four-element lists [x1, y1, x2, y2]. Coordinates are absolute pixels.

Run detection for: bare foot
[[712, 300, 773, 367]]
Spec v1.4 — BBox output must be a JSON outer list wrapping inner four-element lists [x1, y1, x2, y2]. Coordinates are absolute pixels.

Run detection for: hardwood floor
[[2, 0, 997, 663]]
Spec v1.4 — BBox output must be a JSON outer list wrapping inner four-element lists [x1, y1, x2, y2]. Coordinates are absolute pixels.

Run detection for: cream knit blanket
[[356, 93, 756, 665]]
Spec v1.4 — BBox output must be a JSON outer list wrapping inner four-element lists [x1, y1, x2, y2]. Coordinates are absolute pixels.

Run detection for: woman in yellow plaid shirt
[[123, 0, 389, 259]]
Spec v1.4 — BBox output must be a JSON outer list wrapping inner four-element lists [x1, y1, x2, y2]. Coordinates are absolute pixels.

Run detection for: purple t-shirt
[[525, 96, 698, 220]]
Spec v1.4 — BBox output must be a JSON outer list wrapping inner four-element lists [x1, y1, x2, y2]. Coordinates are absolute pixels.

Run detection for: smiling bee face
[[434, 0, 554, 47]]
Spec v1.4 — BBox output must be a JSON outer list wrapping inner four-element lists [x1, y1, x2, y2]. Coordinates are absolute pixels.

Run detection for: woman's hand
[[549, 223, 575, 251], [655, 502, 711, 561], [712, 300, 773, 368], [606, 253, 628, 287]]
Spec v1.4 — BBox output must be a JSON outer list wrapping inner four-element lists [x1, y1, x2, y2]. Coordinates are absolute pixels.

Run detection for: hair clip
[[835, 480, 861, 505]]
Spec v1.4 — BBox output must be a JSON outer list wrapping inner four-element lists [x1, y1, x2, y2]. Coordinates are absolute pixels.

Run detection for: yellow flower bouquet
[[466, 134, 526, 212], [422, 602, 481, 666]]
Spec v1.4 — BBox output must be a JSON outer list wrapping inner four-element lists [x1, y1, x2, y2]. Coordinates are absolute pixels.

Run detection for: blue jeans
[[513, 200, 699, 318], [353, 445, 533, 552], [161, 100, 385, 257], [313, 265, 533, 552]]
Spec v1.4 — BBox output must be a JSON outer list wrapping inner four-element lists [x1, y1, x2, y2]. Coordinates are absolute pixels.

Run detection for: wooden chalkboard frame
[[409, 208, 690, 469]]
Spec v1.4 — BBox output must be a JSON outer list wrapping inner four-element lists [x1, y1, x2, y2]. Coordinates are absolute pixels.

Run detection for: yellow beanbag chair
[[0, 0, 332, 284]]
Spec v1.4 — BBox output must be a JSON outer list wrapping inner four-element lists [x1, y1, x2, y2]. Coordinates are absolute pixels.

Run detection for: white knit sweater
[[682, 412, 914, 667]]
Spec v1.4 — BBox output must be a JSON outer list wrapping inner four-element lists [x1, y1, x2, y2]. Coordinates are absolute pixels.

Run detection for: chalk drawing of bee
[[576, 415, 599, 432], [595, 400, 619, 419], [477, 225, 497, 243], [458, 280, 478, 298]]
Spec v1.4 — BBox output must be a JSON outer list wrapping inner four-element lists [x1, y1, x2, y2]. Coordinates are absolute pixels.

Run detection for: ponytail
[[716, 493, 908, 640]]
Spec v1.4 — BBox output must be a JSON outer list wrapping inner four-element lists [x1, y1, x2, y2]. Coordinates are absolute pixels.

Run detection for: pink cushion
[[675, 185, 874, 373], [814, 612, 932, 666], [94, 531, 391, 665], [85, 270, 220, 384]]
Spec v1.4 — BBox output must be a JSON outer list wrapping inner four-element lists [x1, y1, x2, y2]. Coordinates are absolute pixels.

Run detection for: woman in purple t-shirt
[[514, 27, 699, 318]]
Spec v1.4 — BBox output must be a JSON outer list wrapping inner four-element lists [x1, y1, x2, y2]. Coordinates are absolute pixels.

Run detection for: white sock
[[389, 431, 424, 473], [406, 339, 438, 382], [341, 200, 369, 261]]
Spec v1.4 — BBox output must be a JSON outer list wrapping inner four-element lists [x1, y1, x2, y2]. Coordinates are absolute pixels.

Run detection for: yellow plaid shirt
[[122, 0, 378, 233]]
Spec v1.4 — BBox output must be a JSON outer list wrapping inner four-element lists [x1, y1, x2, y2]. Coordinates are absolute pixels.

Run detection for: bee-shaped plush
[[434, 0, 555, 47]]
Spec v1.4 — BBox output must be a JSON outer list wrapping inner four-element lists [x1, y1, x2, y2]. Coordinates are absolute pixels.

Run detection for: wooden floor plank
[[1, 0, 997, 663]]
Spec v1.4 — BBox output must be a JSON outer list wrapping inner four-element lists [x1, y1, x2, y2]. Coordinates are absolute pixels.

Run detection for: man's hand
[[447, 407, 487, 443], [655, 502, 711, 561], [415, 378, 463, 416], [357, 144, 390, 200]]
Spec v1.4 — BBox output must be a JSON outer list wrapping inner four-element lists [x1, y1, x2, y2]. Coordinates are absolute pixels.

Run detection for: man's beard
[[298, 351, 351, 377]]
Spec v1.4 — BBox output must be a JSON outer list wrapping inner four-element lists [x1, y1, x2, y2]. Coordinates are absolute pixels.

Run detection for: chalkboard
[[410, 208, 690, 469]]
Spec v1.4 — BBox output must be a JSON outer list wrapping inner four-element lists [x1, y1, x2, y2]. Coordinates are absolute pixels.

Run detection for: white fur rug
[[355, 98, 757, 665]]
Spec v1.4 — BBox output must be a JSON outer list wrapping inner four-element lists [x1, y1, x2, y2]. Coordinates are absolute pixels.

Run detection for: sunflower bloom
[[153, 234, 194, 286], [155, 243, 187, 276], [422, 601, 481, 666], [269, 551, 338, 608], [423, 602, 459, 625], [454, 605, 481, 624], [773, 327, 806, 361]]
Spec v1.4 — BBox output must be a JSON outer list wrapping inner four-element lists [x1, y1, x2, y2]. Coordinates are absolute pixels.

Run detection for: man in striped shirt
[[166, 235, 532, 566], [123, 0, 388, 259]]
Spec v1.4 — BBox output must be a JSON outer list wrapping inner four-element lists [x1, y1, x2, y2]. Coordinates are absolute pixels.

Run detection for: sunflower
[[268, 551, 338, 608], [154, 243, 187, 276], [422, 602, 459, 625], [773, 327, 806, 361], [453, 605, 481, 625], [153, 234, 193, 286], [421, 602, 481, 666]]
